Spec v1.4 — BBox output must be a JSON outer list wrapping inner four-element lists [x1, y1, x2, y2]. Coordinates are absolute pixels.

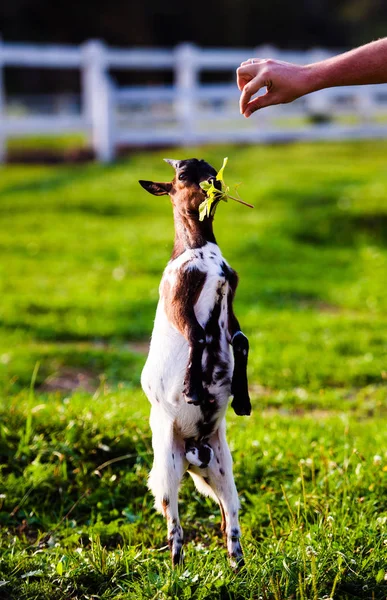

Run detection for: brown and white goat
[[139, 158, 251, 568]]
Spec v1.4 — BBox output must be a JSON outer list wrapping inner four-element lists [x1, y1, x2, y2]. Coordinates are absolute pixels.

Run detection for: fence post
[[175, 43, 198, 145], [357, 87, 374, 124], [82, 40, 114, 162], [254, 44, 278, 59], [0, 36, 5, 163]]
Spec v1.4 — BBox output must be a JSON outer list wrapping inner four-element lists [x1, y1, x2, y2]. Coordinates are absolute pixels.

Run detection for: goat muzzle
[[207, 176, 222, 192]]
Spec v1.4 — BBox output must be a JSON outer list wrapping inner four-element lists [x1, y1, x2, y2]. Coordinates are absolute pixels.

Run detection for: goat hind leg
[[149, 457, 185, 566], [163, 494, 184, 566], [148, 413, 186, 566], [207, 425, 244, 569]]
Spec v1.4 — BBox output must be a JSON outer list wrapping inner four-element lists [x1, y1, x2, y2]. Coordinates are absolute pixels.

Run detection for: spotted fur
[[140, 158, 250, 569]]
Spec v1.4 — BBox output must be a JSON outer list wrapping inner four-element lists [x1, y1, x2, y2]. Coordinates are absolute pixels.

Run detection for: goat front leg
[[227, 292, 251, 416], [148, 409, 186, 566], [231, 330, 250, 416], [183, 327, 206, 406], [163, 267, 207, 406]]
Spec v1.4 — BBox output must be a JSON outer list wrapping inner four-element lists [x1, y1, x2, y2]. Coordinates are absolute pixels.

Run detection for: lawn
[[0, 141, 387, 599]]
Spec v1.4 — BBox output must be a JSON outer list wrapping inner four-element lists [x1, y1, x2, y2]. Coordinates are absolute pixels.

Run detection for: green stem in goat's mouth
[[198, 157, 254, 220]]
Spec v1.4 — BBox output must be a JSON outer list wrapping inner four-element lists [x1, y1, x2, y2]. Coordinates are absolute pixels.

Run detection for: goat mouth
[[204, 179, 222, 197], [203, 189, 221, 202], [204, 177, 222, 191]]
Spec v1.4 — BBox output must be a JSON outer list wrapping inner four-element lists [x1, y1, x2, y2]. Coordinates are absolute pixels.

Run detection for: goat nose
[[208, 176, 221, 191]]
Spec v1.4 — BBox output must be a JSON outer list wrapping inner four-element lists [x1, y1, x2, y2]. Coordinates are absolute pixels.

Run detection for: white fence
[[1, 39, 387, 162]]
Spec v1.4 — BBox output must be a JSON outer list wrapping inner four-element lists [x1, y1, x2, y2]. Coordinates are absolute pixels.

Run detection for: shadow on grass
[[234, 237, 354, 311], [337, 578, 387, 600], [293, 212, 387, 247], [0, 199, 152, 218], [0, 162, 125, 198], [261, 181, 387, 247], [1, 343, 145, 392], [0, 297, 156, 341]]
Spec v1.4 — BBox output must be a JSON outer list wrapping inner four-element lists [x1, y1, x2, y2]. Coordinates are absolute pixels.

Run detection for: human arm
[[237, 38, 387, 117]]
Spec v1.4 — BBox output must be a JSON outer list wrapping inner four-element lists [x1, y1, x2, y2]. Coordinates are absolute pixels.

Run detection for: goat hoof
[[230, 554, 245, 571], [228, 539, 245, 570], [183, 386, 204, 406], [231, 397, 251, 416], [184, 393, 201, 406], [172, 549, 184, 568]]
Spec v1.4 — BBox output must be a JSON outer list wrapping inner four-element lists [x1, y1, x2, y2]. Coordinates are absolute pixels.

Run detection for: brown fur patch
[[161, 495, 170, 516], [163, 266, 207, 340]]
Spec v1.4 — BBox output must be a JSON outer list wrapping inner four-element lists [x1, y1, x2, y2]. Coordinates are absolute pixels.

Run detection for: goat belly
[[141, 300, 188, 407], [193, 250, 234, 403], [198, 290, 233, 399], [141, 242, 234, 438]]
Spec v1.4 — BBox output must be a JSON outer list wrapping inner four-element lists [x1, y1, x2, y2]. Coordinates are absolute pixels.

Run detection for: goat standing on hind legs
[[139, 158, 251, 569]]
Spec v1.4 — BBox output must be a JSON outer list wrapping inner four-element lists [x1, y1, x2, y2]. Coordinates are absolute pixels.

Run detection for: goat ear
[[139, 180, 172, 196]]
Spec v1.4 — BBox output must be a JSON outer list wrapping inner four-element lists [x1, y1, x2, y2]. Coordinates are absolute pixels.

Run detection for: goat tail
[[185, 441, 214, 468]]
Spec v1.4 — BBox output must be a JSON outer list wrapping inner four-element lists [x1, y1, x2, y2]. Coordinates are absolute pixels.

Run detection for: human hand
[[236, 58, 312, 117]]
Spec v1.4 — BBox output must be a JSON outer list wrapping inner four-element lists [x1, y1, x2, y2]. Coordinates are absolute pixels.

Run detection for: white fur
[[141, 242, 234, 437], [142, 241, 243, 565]]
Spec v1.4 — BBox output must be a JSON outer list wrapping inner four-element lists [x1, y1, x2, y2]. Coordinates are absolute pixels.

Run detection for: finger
[[239, 59, 255, 66], [239, 76, 265, 114], [243, 92, 277, 117], [236, 72, 250, 92], [236, 64, 255, 91], [239, 58, 263, 67]]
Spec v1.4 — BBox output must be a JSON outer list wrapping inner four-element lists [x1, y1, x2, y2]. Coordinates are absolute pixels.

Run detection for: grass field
[[0, 141, 387, 599]]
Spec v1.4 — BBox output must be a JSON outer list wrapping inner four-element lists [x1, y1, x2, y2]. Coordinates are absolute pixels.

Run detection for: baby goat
[[139, 158, 251, 568]]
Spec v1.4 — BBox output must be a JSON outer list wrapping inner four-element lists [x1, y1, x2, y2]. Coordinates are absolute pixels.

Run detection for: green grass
[[7, 133, 88, 153], [0, 141, 387, 599]]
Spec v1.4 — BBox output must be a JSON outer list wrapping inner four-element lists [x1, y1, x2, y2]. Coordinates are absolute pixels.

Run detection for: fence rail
[[1, 39, 387, 162]]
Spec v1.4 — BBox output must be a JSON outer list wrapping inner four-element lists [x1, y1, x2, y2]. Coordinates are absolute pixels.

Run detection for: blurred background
[[3, 0, 387, 93], [3, 0, 387, 60], [0, 0, 386, 400], [1, 4, 387, 598], [2, 0, 387, 161], [0, 0, 386, 403]]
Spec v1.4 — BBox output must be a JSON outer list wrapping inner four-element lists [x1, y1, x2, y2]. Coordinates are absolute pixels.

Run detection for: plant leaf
[[198, 157, 252, 220], [216, 157, 228, 182], [199, 200, 208, 221], [376, 569, 385, 583], [199, 181, 212, 192]]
